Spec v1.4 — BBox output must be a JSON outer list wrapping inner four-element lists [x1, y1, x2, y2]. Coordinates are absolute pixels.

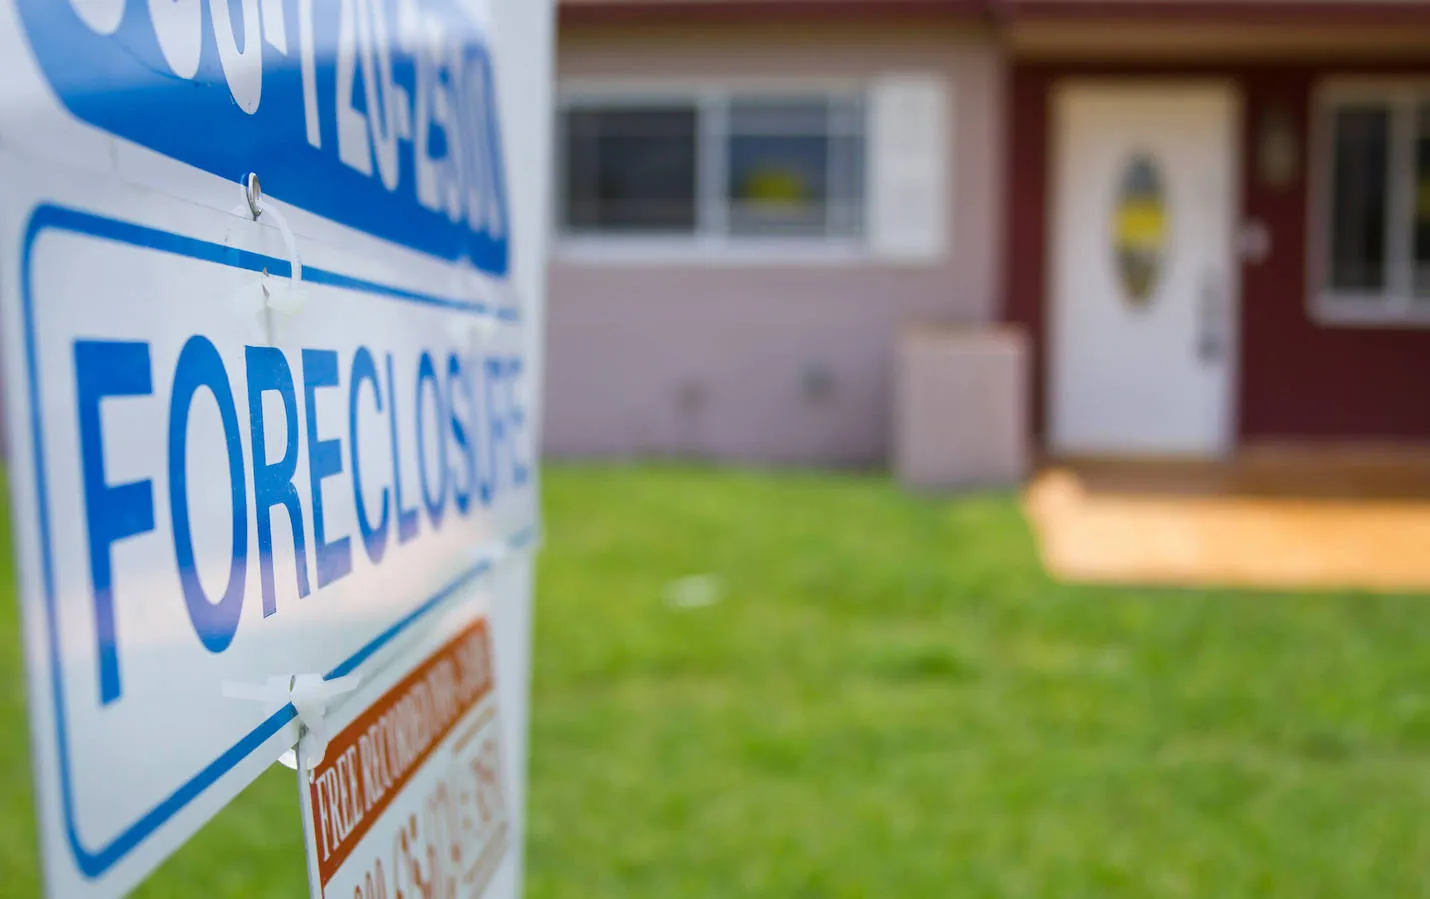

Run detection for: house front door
[[1049, 83, 1239, 457]]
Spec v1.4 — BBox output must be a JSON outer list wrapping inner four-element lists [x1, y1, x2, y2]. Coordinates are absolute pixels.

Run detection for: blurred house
[[543, 0, 1430, 478]]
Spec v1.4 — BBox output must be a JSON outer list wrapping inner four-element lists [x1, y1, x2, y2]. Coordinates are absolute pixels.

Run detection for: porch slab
[[1023, 450, 1430, 594]]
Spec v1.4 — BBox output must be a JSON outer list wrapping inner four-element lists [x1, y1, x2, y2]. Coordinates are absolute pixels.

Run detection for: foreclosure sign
[[0, 1, 553, 896], [298, 615, 509, 898]]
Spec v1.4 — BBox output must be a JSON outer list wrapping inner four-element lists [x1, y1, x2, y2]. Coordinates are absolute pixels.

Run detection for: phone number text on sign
[[301, 618, 509, 899]]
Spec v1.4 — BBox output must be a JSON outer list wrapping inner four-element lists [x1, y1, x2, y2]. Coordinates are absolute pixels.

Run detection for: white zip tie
[[223, 672, 361, 775]]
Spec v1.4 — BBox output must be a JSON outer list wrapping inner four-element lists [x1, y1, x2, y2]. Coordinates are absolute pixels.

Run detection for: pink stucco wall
[[545, 22, 1006, 464]]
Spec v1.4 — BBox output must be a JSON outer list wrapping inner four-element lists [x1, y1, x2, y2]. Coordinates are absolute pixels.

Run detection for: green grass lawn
[[6, 465, 1430, 896]]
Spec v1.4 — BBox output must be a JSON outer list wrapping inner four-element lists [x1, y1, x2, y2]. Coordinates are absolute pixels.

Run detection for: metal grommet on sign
[[227, 172, 307, 343], [244, 172, 263, 220]]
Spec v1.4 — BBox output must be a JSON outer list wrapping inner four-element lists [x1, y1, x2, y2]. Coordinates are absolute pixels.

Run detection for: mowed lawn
[[5, 465, 1430, 896]]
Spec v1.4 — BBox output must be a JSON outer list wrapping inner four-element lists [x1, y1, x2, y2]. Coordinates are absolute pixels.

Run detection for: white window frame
[[1311, 79, 1430, 327], [553, 78, 871, 266]]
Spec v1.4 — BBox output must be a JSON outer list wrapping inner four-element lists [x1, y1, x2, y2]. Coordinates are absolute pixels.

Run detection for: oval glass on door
[[1113, 153, 1167, 308]]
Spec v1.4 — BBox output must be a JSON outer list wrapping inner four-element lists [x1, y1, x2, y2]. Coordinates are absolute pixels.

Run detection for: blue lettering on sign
[[73, 341, 155, 706], [169, 336, 250, 657], [16, 0, 511, 275], [247, 344, 311, 618], [350, 346, 391, 564], [77, 335, 531, 706]]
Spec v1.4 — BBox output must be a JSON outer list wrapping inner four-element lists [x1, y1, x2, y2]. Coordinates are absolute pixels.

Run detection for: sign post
[[0, 1, 554, 896]]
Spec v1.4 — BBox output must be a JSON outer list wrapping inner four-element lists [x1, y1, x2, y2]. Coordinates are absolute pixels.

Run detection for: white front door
[[1049, 83, 1239, 457]]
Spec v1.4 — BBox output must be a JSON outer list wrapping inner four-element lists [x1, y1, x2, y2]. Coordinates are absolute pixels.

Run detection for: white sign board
[[297, 612, 510, 899], [0, 0, 553, 896]]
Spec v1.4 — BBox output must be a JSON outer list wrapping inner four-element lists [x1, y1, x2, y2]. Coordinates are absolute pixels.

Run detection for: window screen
[[724, 98, 865, 238], [562, 105, 698, 233], [1327, 104, 1390, 294]]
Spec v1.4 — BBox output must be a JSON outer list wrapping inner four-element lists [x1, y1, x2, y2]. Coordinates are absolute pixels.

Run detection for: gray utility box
[[895, 326, 1029, 491]]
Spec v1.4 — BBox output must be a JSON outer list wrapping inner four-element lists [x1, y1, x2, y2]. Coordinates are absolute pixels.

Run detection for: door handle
[[1197, 271, 1227, 364]]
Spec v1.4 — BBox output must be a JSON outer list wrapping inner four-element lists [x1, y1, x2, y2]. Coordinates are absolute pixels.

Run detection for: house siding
[[1239, 66, 1430, 442], [544, 22, 1006, 463]]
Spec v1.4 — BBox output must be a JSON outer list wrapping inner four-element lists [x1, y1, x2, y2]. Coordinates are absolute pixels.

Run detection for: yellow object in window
[[1116, 200, 1166, 250], [739, 167, 809, 207], [1114, 154, 1166, 307]]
